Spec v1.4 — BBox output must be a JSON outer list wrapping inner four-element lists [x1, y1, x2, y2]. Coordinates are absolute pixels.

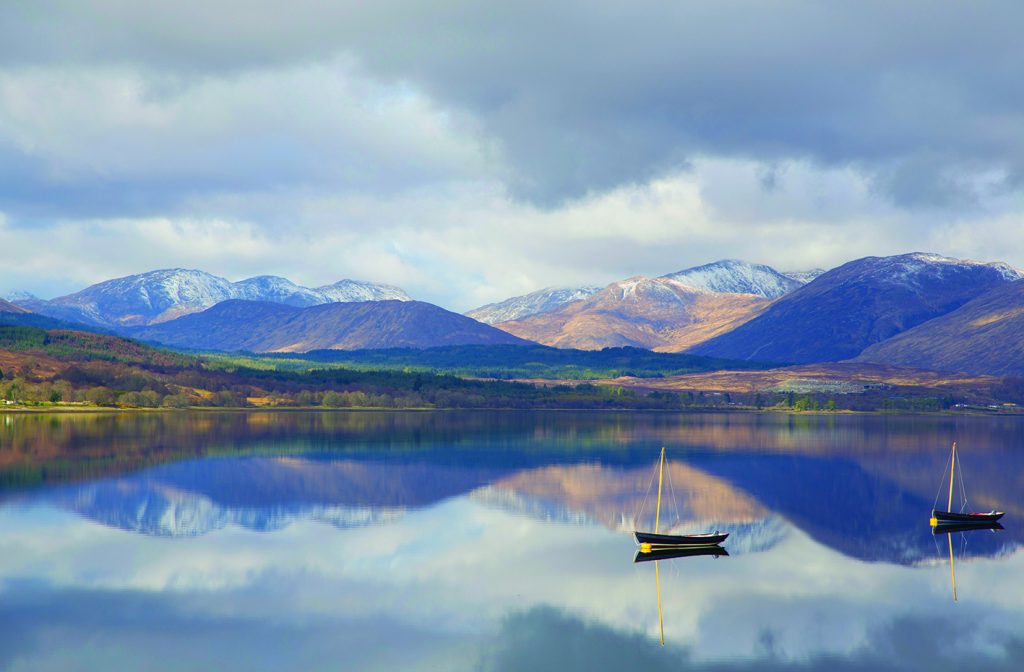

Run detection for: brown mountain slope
[[0, 299, 30, 313], [854, 280, 1024, 376], [493, 277, 770, 352]]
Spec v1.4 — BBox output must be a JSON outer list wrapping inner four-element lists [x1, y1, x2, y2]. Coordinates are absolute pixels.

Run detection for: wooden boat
[[634, 447, 729, 551], [634, 531, 728, 547], [929, 442, 1004, 527]]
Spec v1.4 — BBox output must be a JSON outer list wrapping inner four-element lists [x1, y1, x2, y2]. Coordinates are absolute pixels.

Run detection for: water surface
[[1, 410, 1022, 671]]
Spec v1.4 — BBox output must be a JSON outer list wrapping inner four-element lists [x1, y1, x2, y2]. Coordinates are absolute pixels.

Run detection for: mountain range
[[9, 269, 411, 328], [485, 260, 819, 351], [6, 253, 1024, 376]]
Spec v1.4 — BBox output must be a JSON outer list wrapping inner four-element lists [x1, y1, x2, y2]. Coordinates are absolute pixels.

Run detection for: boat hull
[[634, 531, 729, 546], [634, 545, 729, 563], [932, 521, 1004, 536], [931, 509, 1004, 524]]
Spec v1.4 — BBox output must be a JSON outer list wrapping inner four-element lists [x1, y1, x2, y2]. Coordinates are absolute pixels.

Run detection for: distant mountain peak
[[465, 285, 601, 324], [660, 259, 800, 298], [3, 290, 40, 303]]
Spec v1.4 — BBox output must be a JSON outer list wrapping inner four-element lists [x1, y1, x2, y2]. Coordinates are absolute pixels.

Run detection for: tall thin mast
[[655, 447, 665, 534], [948, 442, 957, 512]]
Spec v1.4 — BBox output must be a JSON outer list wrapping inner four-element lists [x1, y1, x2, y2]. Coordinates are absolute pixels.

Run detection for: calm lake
[[1, 410, 1022, 671]]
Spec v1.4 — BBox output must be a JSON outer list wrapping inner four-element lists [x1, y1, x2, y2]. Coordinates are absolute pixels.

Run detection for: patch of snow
[[3, 290, 39, 302]]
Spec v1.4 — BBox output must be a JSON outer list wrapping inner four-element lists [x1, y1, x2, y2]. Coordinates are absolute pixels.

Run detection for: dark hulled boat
[[634, 530, 729, 547], [931, 509, 1004, 525], [929, 442, 1005, 529]]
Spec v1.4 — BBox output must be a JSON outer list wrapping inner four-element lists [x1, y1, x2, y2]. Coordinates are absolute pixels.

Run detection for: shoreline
[[1, 404, 1019, 417]]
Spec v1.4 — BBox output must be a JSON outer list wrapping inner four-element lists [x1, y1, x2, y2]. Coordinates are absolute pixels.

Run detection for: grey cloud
[[3, 2, 1024, 206]]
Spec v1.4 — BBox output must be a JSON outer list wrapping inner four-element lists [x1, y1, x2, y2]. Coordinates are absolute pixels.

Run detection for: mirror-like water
[[1, 410, 1022, 671]]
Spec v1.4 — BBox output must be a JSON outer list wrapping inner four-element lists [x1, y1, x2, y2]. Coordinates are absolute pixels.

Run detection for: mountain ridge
[[130, 299, 533, 352]]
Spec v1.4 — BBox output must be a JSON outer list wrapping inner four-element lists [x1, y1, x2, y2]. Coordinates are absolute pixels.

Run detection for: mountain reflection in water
[[1, 410, 1023, 670]]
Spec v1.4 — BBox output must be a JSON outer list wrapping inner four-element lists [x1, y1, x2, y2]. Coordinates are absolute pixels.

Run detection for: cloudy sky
[[1, 1, 1023, 310]]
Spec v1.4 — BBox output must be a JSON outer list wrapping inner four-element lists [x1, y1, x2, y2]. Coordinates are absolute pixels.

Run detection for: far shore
[[1, 403, 1020, 417]]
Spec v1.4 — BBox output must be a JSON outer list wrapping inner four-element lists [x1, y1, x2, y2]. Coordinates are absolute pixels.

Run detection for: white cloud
[[4, 157, 1024, 309]]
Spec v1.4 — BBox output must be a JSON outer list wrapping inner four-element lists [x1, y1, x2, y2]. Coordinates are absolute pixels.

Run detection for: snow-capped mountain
[[13, 269, 412, 328], [3, 290, 40, 303], [465, 286, 601, 324], [660, 259, 801, 299]]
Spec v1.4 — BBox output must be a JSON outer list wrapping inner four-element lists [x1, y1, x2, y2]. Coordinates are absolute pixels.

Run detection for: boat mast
[[948, 442, 957, 513], [655, 447, 665, 534]]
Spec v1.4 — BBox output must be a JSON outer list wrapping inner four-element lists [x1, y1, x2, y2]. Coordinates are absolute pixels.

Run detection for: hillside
[[495, 276, 770, 351], [0, 299, 30, 314], [244, 344, 769, 379], [131, 300, 533, 352], [13, 268, 411, 328], [690, 253, 1022, 364], [855, 280, 1024, 376]]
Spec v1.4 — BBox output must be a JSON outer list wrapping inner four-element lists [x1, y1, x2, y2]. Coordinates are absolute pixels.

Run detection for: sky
[[1, 1, 1023, 311]]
